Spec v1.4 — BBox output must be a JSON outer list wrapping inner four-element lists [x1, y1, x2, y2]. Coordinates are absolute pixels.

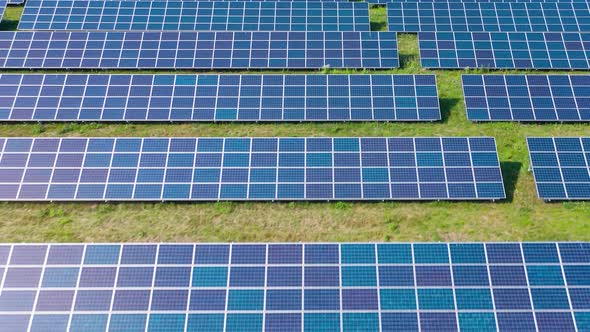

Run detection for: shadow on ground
[[500, 161, 522, 203], [438, 98, 460, 123], [0, 20, 18, 31]]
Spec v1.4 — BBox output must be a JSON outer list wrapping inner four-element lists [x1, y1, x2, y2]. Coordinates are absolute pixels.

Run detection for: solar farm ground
[[0, 5, 588, 242]]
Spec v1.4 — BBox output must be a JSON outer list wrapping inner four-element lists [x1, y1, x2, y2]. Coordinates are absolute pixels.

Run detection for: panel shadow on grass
[[0, 19, 18, 31], [370, 21, 387, 32], [438, 98, 460, 123], [500, 161, 522, 203], [399, 53, 420, 70]]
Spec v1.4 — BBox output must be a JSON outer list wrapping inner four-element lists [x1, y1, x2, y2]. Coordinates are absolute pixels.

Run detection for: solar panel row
[[464, 75, 590, 122], [419, 32, 590, 69], [19, 1, 370, 32], [0, 74, 440, 122], [0, 31, 399, 69], [0, 242, 587, 332], [388, 2, 590, 32], [0, 137, 505, 201], [528, 137, 590, 200], [369, 0, 590, 3]]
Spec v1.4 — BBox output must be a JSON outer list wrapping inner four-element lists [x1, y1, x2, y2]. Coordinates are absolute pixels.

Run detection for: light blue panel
[[414, 243, 449, 263], [109, 314, 147, 332], [377, 243, 412, 264], [192, 267, 227, 287], [341, 266, 376, 287], [304, 313, 341, 332], [526, 265, 564, 286], [380, 289, 416, 310], [455, 289, 493, 310], [84, 245, 120, 264], [340, 244, 375, 264], [148, 314, 185, 332], [418, 288, 455, 310], [226, 314, 263, 332], [70, 315, 108, 332], [187, 314, 224, 332], [228, 290, 264, 311], [458, 313, 497, 332], [342, 313, 379, 332]]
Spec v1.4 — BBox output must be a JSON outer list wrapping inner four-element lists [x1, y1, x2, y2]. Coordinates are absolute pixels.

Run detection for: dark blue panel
[[0, 74, 438, 122], [528, 137, 590, 200], [0, 137, 503, 201], [0, 242, 589, 332], [0, 32, 399, 69], [20, 2, 371, 32], [465, 75, 590, 122], [388, 3, 590, 33], [158, 245, 193, 264], [421, 33, 590, 69]]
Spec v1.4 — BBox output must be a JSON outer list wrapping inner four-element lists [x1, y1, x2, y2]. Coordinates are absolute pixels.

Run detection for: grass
[[0, 6, 590, 243]]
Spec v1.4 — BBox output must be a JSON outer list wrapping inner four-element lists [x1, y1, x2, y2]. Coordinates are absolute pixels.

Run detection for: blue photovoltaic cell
[[19, 1, 370, 32], [419, 32, 590, 69], [0, 74, 440, 122], [0, 31, 398, 69], [0, 242, 587, 332], [463, 75, 590, 122], [0, 137, 504, 201], [0, 0, 6, 22], [527, 137, 590, 200], [388, 2, 590, 32]]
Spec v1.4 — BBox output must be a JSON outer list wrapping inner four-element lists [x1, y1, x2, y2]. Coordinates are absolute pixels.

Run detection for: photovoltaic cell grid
[[387, 2, 590, 33], [0, 137, 505, 201], [419, 32, 590, 69], [0, 242, 588, 332], [528, 137, 590, 200], [370, 0, 590, 4], [463, 75, 590, 122], [45, 0, 347, 1], [0, 31, 399, 69], [18, 1, 370, 32], [0, 74, 441, 122]]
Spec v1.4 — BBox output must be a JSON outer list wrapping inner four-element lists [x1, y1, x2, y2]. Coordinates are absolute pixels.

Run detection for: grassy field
[[0, 6, 589, 243]]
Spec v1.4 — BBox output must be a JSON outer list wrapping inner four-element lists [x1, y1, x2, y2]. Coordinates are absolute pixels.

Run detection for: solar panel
[[464, 75, 590, 122], [7, 0, 23, 4], [388, 2, 590, 32], [0, 74, 440, 122], [419, 32, 590, 69], [0, 137, 505, 201], [19, 1, 370, 31], [370, 0, 590, 3], [0, 0, 6, 22], [528, 137, 590, 200], [0, 242, 587, 332], [59, 0, 346, 1], [0, 31, 398, 69]]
